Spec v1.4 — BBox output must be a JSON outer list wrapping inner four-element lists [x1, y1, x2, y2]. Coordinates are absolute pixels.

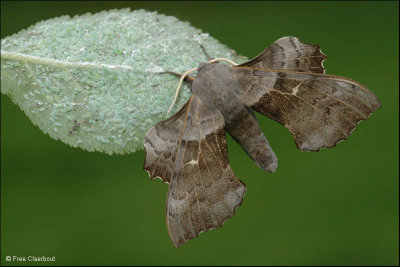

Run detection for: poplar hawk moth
[[143, 36, 381, 247]]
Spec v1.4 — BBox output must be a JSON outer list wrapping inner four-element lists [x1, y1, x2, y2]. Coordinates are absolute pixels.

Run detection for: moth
[[143, 36, 381, 247]]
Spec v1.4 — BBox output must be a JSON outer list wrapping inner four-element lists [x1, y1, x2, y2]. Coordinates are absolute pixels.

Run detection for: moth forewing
[[232, 67, 381, 151]]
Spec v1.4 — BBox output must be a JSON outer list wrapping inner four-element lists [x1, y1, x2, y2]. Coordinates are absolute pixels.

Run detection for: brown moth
[[143, 36, 381, 247]]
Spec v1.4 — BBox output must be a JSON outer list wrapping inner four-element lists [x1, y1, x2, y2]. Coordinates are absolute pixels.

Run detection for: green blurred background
[[1, 1, 398, 266]]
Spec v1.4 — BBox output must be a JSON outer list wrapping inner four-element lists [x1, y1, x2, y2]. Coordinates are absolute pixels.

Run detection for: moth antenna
[[200, 44, 213, 61], [158, 71, 182, 76], [167, 67, 198, 115], [209, 57, 238, 66], [159, 71, 195, 83]]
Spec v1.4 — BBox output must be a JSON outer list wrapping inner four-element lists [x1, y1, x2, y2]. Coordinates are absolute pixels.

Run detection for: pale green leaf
[[1, 8, 247, 154]]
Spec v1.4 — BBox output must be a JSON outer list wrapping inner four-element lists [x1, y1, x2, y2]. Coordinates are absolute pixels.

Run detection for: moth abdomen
[[225, 105, 278, 173]]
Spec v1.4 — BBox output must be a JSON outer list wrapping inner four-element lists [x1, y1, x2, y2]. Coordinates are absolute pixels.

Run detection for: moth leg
[[200, 44, 213, 61], [159, 71, 195, 84], [225, 106, 278, 173]]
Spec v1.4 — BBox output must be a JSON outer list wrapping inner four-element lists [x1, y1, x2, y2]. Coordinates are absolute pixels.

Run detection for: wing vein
[[270, 55, 325, 62], [322, 79, 374, 109], [235, 66, 375, 110], [199, 127, 237, 212], [181, 114, 198, 238], [254, 74, 369, 119], [268, 93, 312, 146], [151, 129, 174, 179], [294, 90, 357, 131], [188, 100, 207, 232], [277, 92, 331, 145], [267, 47, 321, 57], [307, 82, 368, 119], [166, 96, 194, 244], [200, 127, 242, 201], [272, 89, 348, 137], [197, 148, 219, 226]]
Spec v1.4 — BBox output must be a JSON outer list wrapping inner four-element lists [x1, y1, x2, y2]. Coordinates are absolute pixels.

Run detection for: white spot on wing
[[292, 82, 302, 95], [185, 159, 198, 166]]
